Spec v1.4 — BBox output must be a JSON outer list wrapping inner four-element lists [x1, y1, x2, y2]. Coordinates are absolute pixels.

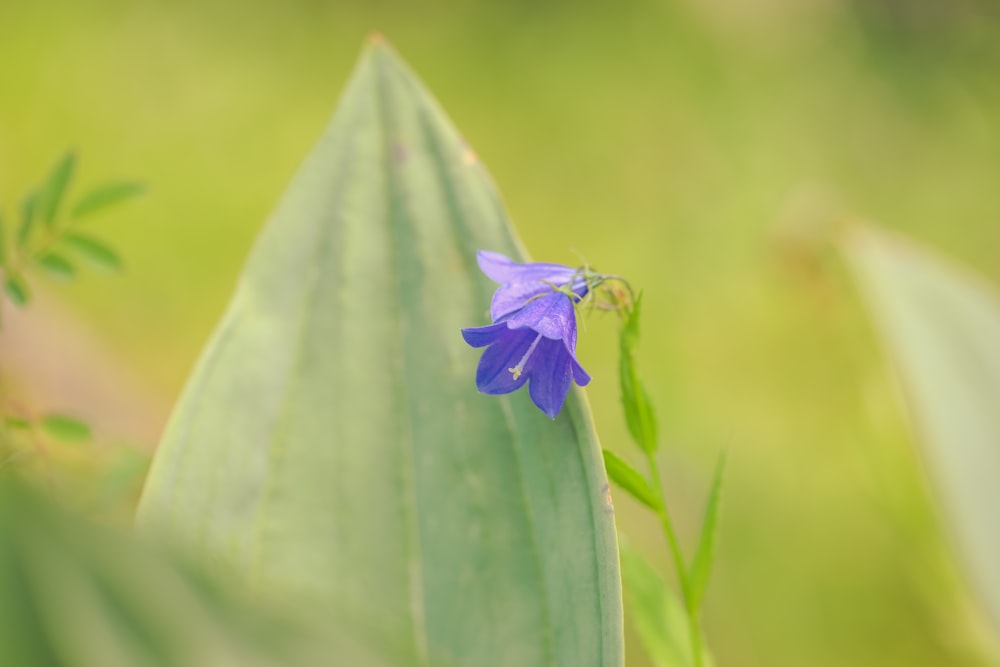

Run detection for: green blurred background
[[2, 0, 1000, 665]]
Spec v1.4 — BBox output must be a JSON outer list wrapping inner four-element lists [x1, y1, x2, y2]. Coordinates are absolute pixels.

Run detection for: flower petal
[[505, 293, 578, 343], [477, 250, 577, 286], [525, 337, 574, 418], [474, 328, 536, 395], [570, 351, 591, 386], [461, 322, 508, 348], [491, 282, 557, 321]]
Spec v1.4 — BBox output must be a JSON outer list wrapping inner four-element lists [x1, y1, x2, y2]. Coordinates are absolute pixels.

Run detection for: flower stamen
[[509, 332, 544, 380]]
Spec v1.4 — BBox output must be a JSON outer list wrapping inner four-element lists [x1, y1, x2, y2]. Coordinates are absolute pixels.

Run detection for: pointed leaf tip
[[138, 39, 622, 667], [689, 451, 727, 612]]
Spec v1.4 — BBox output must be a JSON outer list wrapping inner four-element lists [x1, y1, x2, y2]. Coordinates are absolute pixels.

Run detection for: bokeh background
[[2, 1, 1000, 665]]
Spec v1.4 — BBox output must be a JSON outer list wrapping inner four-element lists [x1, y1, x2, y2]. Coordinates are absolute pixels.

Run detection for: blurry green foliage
[[0, 477, 398, 667], [620, 542, 713, 667], [0, 151, 141, 313], [39, 414, 92, 442], [0, 150, 146, 523], [3, 1, 1000, 665], [844, 224, 1000, 639]]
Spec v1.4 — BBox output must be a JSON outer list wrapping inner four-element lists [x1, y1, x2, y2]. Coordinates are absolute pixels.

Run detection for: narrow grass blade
[[688, 451, 726, 612]]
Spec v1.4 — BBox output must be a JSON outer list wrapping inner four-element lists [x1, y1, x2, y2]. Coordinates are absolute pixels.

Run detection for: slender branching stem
[[644, 449, 706, 667]]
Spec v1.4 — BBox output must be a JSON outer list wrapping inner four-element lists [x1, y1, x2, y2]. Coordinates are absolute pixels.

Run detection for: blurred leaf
[[39, 152, 76, 227], [40, 414, 92, 442], [96, 448, 151, 512], [843, 224, 1000, 634], [3, 417, 31, 430], [62, 232, 123, 271], [0, 214, 7, 274], [18, 191, 37, 246], [71, 182, 144, 219], [0, 477, 402, 667], [137, 39, 623, 667], [688, 452, 726, 613], [621, 542, 705, 667], [603, 448, 659, 510], [620, 295, 658, 454], [37, 252, 75, 280], [4, 275, 30, 306]]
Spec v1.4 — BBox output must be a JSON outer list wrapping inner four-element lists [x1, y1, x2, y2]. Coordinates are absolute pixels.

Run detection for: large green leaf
[[843, 225, 1000, 633], [0, 478, 396, 667], [137, 39, 622, 666]]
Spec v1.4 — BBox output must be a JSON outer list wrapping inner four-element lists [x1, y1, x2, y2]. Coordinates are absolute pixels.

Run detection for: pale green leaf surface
[[137, 40, 622, 667], [0, 479, 397, 667], [844, 225, 1000, 633]]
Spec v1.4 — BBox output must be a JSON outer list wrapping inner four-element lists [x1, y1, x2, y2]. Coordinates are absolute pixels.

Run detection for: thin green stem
[[644, 449, 706, 667]]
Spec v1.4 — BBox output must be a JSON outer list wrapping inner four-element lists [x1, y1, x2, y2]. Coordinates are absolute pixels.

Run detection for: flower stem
[[644, 449, 706, 667]]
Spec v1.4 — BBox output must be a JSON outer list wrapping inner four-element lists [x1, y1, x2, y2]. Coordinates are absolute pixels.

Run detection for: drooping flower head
[[461, 251, 592, 419]]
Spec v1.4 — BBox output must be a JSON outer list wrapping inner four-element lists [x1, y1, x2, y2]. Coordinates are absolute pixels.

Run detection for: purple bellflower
[[461, 251, 591, 419]]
